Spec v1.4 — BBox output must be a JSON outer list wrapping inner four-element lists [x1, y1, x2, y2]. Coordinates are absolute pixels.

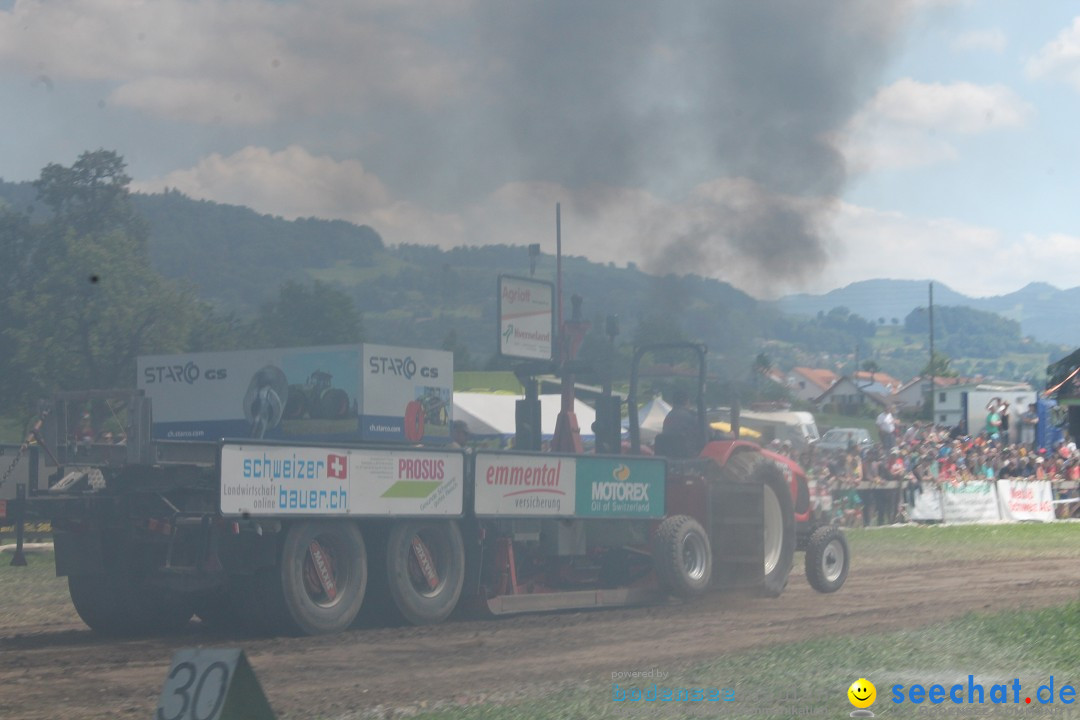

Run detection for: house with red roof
[[786, 367, 838, 404]]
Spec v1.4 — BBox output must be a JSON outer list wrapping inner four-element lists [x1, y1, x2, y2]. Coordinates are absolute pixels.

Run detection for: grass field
[[408, 523, 1080, 720], [2, 524, 1077, 719], [408, 602, 1080, 720], [0, 548, 79, 629], [847, 522, 1080, 568]]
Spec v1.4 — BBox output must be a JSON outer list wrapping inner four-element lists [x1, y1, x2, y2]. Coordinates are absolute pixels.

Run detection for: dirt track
[[1, 553, 1079, 720]]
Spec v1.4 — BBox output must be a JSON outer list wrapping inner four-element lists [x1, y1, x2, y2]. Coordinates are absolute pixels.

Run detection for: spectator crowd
[[788, 405, 1080, 527]]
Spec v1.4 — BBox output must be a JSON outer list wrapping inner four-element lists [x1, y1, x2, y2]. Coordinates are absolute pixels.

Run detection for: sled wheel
[[271, 521, 368, 635], [385, 520, 465, 625], [69, 574, 192, 636]]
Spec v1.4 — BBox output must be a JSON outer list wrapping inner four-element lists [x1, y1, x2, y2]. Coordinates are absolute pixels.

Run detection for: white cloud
[[135, 145, 390, 218], [951, 28, 1007, 54], [822, 204, 1080, 298], [134, 146, 829, 295], [1027, 17, 1080, 91], [140, 144, 1080, 300], [870, 79, 1029, 132], [842, 78, 1032, 171], [0, 0, 468, 124]]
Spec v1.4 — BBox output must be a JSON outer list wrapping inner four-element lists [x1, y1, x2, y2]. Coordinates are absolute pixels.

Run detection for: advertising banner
[[360, 344, 454, 443], [220, 443, 463, 517], [909, 486, 943, 521], [573, 457, 665, 518], [941, 481, 1001, 523], [474, 452, 576, 516], [138, 344, 452, 445], [997, 480, 1055, 522], [140, 346, 363, 442], [498, 275, 554, 361]]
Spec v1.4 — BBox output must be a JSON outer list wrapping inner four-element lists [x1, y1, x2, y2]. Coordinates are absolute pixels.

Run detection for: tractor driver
[[660, 388, 699, 457]]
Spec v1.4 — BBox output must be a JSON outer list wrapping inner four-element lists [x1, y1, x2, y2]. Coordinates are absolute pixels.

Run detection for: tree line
[[0, 151, 362, 415], [1, 150, 1059, 419]]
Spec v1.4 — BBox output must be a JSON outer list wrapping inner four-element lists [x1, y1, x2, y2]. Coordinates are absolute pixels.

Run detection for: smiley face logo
[[848, 678, 876, 709]]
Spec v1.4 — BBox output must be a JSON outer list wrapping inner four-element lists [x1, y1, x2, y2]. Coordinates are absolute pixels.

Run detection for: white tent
[[539, 394, 596, 439], [622, 397, 671, 444], [451, 393, 518, 436], [452, 392, 596, 439]]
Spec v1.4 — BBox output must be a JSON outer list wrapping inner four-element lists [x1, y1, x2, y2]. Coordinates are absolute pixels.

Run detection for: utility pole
[[929, 281, 935, 424]]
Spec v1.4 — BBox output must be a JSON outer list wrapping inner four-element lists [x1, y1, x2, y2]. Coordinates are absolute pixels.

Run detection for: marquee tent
[[452, 393, 597, 439], [623, 396, 671, 444]]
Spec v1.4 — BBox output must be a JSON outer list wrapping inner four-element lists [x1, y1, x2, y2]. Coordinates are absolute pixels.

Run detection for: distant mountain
[[775, 279, 1080, 347]]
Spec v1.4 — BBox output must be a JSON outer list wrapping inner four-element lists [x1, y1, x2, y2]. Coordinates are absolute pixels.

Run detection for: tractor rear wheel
[[758, 462, 795, 597], [712, 450, 795, 595], [653, 515, 712, 598]]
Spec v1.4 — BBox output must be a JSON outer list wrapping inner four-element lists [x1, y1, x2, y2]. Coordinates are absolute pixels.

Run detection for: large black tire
[[316, 388, 350, 420], [262, 520, 368, 635], [652, 515, 712, 598], [68, 574, 193, 636], [804, 525, 849, 594], [385, 520, 466, 625], [754, 460, 796, 598], [283, 386, 308, 419]]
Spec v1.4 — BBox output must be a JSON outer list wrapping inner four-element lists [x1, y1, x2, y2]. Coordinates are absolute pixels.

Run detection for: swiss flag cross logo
[[327, 454, 348, 479]]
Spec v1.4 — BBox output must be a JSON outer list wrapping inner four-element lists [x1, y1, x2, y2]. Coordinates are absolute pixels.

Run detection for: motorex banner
[[138, 344, 452, 444], [574, 457, 666, 518]]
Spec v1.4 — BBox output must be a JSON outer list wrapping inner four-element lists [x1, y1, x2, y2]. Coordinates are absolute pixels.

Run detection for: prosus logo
[[398, 458, 445, 480]]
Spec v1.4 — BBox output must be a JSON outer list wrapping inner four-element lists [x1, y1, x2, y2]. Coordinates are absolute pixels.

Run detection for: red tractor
[[623, 342, 848, 596]]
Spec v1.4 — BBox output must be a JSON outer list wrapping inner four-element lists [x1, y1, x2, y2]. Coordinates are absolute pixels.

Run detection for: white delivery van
[[710, 409, 820, 449]]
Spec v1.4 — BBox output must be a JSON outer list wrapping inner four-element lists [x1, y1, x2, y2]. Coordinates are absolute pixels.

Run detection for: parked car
[[815, 427, 874, 453]]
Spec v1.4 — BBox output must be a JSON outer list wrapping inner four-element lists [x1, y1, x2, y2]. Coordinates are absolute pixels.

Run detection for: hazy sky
[[2, 0, 1079, 299]]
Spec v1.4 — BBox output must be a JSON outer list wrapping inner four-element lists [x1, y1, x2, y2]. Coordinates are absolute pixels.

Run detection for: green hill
[[0, 175, 1066, 390]]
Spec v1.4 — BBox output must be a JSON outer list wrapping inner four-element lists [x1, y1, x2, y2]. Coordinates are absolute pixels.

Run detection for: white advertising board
[[498, 275, 554, 360], [997, 480, 1055, 522], [941, 481, 1001, 523], [220, 443, 463, 517], [474, 452, 576, 516], [360, 344, 453, 443], [909, 486, 944, 522], [138, 344, 453, 444]]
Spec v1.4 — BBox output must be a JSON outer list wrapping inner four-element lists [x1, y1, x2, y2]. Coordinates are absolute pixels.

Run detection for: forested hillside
[[0, 153, 1067, 413]]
